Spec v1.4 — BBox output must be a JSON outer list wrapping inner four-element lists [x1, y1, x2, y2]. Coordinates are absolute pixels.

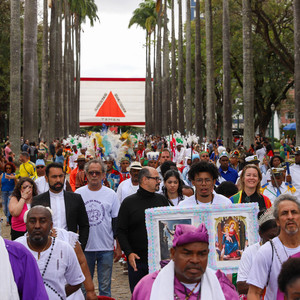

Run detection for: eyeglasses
[[194, 178, 212, 184], [88, 171, 101, 176], [147, 176, 161, 182], [36, 166, 45, 169], [5, 167, 11, 170]]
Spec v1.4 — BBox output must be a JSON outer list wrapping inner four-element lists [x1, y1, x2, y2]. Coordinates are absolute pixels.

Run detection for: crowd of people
[[0, 130, 300, 300]]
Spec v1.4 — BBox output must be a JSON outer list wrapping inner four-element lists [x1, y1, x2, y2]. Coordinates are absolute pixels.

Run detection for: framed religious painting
[[208, 203, 260, 273], [145, 206, 206, 273], [145, 203, 260, 274]]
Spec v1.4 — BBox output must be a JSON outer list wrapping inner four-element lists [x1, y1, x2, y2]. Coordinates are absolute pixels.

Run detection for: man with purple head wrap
[[132, 223, 239, 299]]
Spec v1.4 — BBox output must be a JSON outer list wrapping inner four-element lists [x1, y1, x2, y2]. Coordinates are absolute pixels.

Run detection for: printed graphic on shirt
[[85, 199, 105, 226]]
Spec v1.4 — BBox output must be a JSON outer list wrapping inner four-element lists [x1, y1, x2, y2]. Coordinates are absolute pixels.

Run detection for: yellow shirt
[[17, 161, 37, 180]]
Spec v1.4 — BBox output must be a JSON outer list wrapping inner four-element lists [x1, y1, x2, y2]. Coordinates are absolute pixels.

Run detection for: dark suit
[[32, 191, 89, 250]]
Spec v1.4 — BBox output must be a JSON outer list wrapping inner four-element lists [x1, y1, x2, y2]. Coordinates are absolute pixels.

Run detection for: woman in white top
[[162, 170, 185, 206]]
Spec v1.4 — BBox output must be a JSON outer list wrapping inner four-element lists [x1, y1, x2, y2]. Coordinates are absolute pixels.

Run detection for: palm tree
[[70, 0, 99, 134], [222, 0, 232, 148], [243, 0, 254, 148], [162, 0, 170, 135], [171, 0, 177, 131], [40, 0, 49, 143], [49, 0, 57, 141], [155, 1, 163, 134], [10, 0, 21, 154], [294, 0, 300, 144], [129, 0, 157, 133], [23, 0, 38, 142], [178, 0, 184, 133], [185, 0, 192, 134], [205, 0, 216, 141], [194, 0, 203, 138]]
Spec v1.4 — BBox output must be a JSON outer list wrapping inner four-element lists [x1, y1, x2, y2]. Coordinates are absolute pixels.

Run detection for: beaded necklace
[[174, 281, 201, 300], [40, 237, 64, 300]]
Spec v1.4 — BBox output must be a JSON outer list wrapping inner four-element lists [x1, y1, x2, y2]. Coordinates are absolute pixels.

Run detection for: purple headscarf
[[172, 223, 209, 247]]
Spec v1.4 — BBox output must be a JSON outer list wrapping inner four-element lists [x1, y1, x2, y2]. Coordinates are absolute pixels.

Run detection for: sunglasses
[[36, 166, 45, 169], [88, 171, 101, 176]]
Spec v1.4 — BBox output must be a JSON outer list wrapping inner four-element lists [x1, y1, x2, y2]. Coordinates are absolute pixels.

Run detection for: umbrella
[[283, 123, 296, 130]]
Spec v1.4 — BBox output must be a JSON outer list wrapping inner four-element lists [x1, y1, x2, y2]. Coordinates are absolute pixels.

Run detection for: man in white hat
[[117, 162, 142, 203], [261, 168, 298, 203]]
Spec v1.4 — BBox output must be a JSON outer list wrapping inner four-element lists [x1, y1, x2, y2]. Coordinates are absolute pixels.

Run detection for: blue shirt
[[218, 166, 238, 183]]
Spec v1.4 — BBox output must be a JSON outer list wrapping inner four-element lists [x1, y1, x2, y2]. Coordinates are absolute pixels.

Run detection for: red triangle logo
[[96, 91, 125, 117]]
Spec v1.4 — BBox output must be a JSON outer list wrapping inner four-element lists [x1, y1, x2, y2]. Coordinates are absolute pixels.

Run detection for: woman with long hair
[[0, 162, 17, 225], [230, 164, 271, 211], [8, 177, 37, 240], [162, 170, 185, 206]]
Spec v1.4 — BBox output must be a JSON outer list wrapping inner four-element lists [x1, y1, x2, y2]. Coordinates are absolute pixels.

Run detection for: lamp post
[[271, 104, 275, 149]]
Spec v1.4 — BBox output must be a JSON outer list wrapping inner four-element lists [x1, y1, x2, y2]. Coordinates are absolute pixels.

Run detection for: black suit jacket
[[32, 191, 89, 250]]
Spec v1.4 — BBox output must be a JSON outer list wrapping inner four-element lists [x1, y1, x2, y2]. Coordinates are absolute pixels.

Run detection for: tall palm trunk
[[243, 0, 254, 148], [49, 0, 57, 141], [185, 0, 192, 134], [222, 0, 232, 148], [294, 0, 300, 144], [178, 0, 184, 133], [171, 0, 177, 131], [64, 0, 70, 137], [205, 0, 216, 141], [162, 0, 170, 135], [23, 0, 38, 141], [40, 0, 49, 143], [194, 0, 203, 138], [155, 3, 163, 135], [75, 15, 81, 134], [10, 0, 21, 154], [152, 28, 156, 130], [146, 32, 152, 133]]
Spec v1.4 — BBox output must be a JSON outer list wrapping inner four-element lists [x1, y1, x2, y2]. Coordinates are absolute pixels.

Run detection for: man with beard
[[132, 223, 239, 299], [32, 163, 89, 250], [16, 206, 85, 300], [247, 194, 300, 300], [117, 161, 142, 203], [178, 161, 232, 207], [117, 167, 169, 292]]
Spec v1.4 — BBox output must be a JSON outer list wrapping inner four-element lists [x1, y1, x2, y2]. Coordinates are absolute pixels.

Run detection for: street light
[[271, 104, 275, 149]]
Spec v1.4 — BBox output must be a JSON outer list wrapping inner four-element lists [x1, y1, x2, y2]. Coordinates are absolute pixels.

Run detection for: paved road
[[0, 208, 132, 300]]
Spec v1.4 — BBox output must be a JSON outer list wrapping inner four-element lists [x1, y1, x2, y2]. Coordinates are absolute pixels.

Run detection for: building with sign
[[80, 78, 145, 127]]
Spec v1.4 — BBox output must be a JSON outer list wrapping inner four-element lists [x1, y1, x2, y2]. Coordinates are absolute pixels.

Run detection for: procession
[[2, 0, 300, 299]]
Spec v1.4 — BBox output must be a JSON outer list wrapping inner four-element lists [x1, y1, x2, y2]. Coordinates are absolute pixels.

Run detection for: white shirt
[[35, 176, 68, 195], [69, 151, 79, 169], [237, 242, 261, 282], [76, 185, 120, 251], [256, 148, 266, 164], [290, 164, 300, 191], [50, 190, 67, 230], [178, 193, 232, 207], [116, 178, 139, 203], [262, 182, 297, 204], [16, 236, 85, 300], [247, 237, 300, 300]]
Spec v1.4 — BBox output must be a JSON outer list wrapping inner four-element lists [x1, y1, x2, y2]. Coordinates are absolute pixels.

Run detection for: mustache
[[286, 220, 298, 227], [184, 264, 205, 273]]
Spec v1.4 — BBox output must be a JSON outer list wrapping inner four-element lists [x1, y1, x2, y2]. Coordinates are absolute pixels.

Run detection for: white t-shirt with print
[[247, 236, 300, 300], [76, 185, 120, 251]]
